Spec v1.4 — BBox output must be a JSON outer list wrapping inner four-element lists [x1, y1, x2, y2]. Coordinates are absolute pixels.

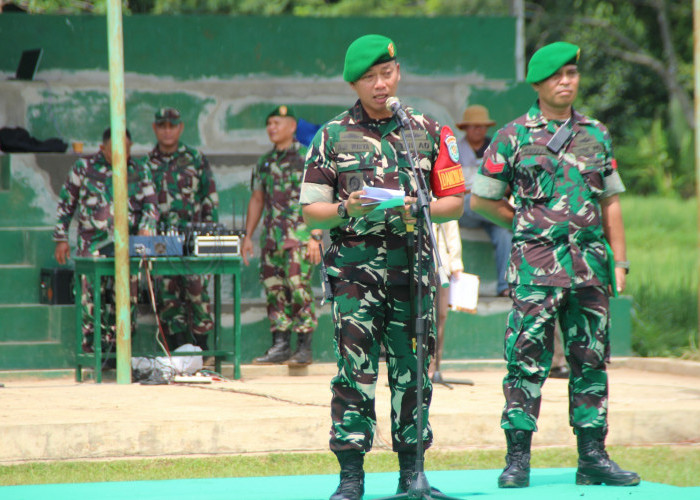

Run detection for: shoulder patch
[[484, 157, 505, 174], [445, 134, 459, 163]]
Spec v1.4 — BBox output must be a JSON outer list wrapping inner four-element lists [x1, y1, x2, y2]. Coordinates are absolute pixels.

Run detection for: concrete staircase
[[0, 226, 75, 370]]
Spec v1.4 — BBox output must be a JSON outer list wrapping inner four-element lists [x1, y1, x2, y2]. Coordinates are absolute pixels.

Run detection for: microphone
[[385, 97, 410, 128]]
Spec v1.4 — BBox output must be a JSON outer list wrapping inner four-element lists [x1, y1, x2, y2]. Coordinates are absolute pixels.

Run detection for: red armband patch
[[484, 157, 505, 174], [431, 126, 467, 197], [611, 158, 618, 170]]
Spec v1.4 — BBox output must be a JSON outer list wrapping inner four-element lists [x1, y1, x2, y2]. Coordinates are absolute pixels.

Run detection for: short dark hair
[[102, 127, 132, 143]]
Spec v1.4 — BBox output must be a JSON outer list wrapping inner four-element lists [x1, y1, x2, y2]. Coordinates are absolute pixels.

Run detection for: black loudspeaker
[[39, 268, 75, 305]]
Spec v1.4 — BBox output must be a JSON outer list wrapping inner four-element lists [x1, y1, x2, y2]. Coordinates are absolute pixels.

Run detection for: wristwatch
[[337, 201, 349, 219], [615, 260, 630, 274]]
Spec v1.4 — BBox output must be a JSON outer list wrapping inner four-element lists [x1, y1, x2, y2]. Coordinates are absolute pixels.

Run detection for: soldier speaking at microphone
[[300, 34, 466, 500]]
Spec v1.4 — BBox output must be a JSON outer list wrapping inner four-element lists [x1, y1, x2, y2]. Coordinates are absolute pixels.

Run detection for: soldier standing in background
[[54, 127, 158, 355], [471, 42, 639, 489], [144, 108, 219, 354], [241, 105, 322, 366], [301, 35, 465, 499]]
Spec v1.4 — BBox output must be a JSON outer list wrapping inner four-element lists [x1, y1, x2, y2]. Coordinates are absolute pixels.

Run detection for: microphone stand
[[374, 106, 460, 500]]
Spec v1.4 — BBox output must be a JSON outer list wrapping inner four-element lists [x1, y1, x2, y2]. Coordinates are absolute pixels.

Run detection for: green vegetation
[[1, 446, 698, 487], [622, 195, 698, 358]]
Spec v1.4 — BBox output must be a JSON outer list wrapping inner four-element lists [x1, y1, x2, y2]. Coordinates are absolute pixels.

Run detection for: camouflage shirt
[[252, 142, 311, 250], [300, 100, 444, 286], [53, 151, 159, 256], [472, 100, 625, 288], [144, 142, 219, 229]]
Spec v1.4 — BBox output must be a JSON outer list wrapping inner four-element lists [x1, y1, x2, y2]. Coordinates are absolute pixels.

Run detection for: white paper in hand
[[449, 272, 479, 314]]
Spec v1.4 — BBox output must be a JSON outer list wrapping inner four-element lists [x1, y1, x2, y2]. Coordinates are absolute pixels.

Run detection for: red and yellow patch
[[484, 157, 505, 174], [437, 165, 465, 190], [432, 126, 467, 197]]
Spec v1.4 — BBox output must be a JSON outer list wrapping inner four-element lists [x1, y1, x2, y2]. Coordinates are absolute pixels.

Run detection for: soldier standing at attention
[[241, 105, 322, 366], [301, 34, 465, 500], [470, 42, 639, 488], [144, 108, 219, 353], [54, 128, 158, 354]]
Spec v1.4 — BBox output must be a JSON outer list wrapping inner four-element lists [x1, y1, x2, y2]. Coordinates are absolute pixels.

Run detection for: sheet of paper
[[449, 272, 480, 314], [360, 186, 405, 210]]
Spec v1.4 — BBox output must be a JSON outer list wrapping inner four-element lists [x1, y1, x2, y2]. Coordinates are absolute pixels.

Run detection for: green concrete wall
[[0, 14, 533, 153], [0, 15, 515, 80]]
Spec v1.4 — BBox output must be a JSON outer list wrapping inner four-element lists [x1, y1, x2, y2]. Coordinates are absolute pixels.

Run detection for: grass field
[[1, 446, 699, 487], [621, 196, 698, 358]]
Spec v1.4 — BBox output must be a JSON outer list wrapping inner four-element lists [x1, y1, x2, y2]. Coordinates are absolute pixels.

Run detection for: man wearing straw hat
[[456, 104, 512, 297]]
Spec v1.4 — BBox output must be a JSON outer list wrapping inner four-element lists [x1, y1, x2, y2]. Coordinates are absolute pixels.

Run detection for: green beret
[[343, 34, 397, 83], [526, 42, 580, 84], [266, 105, 296, 123], [154, 107, 181, 125]]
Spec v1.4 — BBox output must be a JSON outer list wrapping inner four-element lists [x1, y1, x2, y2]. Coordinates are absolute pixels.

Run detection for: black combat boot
[[330, 450, 364, 500], [193, 334, 215, 368], [575, 428, 640, 486], [396, 451, 416, 493], [498, 429, 532, 488], [396, 451, 441, 495], [286, 333, 313, 366], [252, 331, 291, 364]]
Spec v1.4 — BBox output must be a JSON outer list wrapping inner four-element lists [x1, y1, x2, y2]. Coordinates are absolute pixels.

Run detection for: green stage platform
[[3, 469, 698, 500]]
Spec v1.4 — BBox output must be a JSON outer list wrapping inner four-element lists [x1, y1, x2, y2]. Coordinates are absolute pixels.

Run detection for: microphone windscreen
[[385, 96, 400, 112]]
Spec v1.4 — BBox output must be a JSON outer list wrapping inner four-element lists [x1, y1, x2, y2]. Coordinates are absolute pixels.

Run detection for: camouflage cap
[[266, 105, 296, 123], [343, 34, 397, 83], [154, 107, 182, 125], [526, 42, 580, 84]]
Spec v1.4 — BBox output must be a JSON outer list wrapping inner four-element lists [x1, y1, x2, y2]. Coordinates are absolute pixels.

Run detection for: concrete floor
[[0, 357, 699, 463]]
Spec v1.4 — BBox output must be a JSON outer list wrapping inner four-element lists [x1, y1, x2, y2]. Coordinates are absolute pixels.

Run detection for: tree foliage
[[525, 0, 694, 196]]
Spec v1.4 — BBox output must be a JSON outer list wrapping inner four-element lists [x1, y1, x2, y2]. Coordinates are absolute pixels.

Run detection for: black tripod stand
[[375, 102, 462, 500]]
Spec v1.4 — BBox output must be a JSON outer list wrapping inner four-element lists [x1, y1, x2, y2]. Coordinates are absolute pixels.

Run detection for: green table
[[73, 256, 242, 383]]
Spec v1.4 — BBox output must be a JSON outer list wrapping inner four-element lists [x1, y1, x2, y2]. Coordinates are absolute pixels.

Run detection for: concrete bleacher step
[[0, 227, 55, 265], [0, 341, 69, 370], [0, 304, 75, 370], [0, 264, 42, 303], [0, 228, 28, 265]]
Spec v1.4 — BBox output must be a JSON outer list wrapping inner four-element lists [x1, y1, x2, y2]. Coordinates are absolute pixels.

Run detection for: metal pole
[[107, 0, 131, 383], [695, 0, 700, 351], [511, 0, 525, 82]]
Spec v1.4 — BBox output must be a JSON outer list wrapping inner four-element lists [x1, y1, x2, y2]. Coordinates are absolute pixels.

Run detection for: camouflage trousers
[[261, 246, 316, 335], [80, 275, 137, 353], [501, 284, 610, 432], [329, 278, 435, 453], [157, 275, 214, 343]]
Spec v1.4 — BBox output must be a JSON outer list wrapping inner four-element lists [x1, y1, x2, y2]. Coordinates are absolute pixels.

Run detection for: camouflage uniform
[[252, 142, 317, 336], [53, 151, 158, 351], [301, 100, 456, 453], [144, 142, 219, 346], [472, 100, 626, 432]]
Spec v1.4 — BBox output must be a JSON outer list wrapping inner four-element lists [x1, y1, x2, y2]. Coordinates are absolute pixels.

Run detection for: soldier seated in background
[[143, 108, 219, 357], [53, 128, 158, 358], [241, 105, 322, 366]]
